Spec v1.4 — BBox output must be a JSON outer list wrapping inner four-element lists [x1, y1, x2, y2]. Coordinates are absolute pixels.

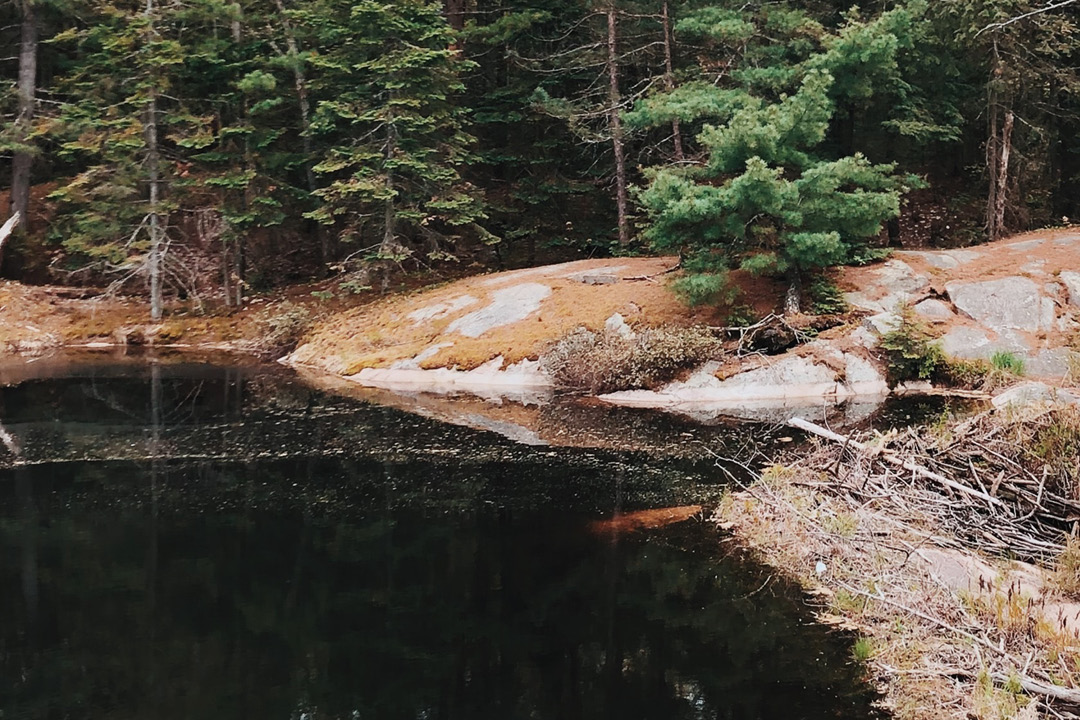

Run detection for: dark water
[[0, 355, 882, 720]]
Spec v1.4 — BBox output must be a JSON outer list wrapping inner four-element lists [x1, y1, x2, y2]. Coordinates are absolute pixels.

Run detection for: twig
[[789, 417, 1006, 508]]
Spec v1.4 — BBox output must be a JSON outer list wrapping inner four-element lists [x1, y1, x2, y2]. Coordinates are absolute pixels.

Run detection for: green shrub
[[990, 350, 1026, 376], [542, 325, 725, 394], [934, 357, 991, 390], [808, 276, 848, 315], [879, 306, 944, 386], [255, 301, 313, 357], [670, 271, 738, 308]]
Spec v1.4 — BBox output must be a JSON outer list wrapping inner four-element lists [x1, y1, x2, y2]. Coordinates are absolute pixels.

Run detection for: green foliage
[[935, 357, 991, 390], [990, 351, 1025, 376], [851, 636, 874, 664], [808, 276, 848, 315], [669, 271, 738, 308], [307, 0, 486, 252], [638, 61, 909, 304], [878, 306, 944, 385]]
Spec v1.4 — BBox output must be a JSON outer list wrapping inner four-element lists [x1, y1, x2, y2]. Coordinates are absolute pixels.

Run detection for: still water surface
[[0, 356, 881, 719]]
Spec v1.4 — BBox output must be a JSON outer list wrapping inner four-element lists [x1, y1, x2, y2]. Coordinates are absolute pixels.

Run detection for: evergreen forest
[[2, 0, 1079, 315]]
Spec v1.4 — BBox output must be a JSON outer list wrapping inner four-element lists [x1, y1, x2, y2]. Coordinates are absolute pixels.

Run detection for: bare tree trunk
[[146, 0, 164, 321], [985, 40, 1014, 243], [444, 0, 465, 31], [9, 0, 38, 250], [607, 5, 630, 247], [272, 0, 331, 273], [784, 274, 802, 315], [992, 110, 1014, 241], [660, 0, 683, 161], [381, 120, 398, 257]]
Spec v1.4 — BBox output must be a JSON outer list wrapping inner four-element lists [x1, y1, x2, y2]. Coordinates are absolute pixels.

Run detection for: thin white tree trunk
[[0, 213, 21, 253], [146, 0, 163, 320], [992, 110, 1014, 241], [10, 0, 38, 236], [607, 5, 629, 246]]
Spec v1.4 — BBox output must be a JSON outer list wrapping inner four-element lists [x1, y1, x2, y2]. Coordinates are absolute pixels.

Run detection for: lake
[[0, 353, 882, 719]]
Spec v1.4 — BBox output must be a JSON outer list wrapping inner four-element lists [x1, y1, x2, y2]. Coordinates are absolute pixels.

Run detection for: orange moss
[[294, 257, 770, 374]]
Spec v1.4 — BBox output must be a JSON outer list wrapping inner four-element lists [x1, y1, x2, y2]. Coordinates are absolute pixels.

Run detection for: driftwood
[[786, 406, 1080, 565], [785, 415, 1080, 707], [789, 416, 1004, 508]]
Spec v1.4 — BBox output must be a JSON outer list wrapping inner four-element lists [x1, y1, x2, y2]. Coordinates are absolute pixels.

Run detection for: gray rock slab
[[407, 294, 478, 326], [992, 381, 1080, 409], [563, 265, 627, 284], [604, 312, 634, 339], [940, 326, 992, 359], [576, 273, 619, 285], [863, 312, 901, 335], [914, 298, 955, 322], [1025, 348, 1075, 378], [1060, 271, 1080, 307], [1021, 259, 1048, 276], [947, 249, 983, 264], [445, 283, 552, 337], [874, 259, 931, 295], [1053, 233, 1080, 247], [849, 326, 879, 349], [1005, 238, 1046, 251], [945, 276, 1053, 332], [902, 251, 957, 269], [713, 354, 838, 389]]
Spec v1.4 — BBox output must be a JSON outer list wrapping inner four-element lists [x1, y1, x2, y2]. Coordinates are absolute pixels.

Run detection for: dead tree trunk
[[10, 0, 39, 247], [146, 0, 164, 322], [985, 40, 1013, 242], [660, 0, 683, 161], [444, 0, 465, 31], [607, 5, 630, 247], [381, 120, 398, 257], [992, 110, 1014, 241], [784, 273, 802, 316]]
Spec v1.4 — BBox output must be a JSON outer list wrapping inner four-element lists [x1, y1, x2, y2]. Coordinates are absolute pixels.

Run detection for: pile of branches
[[792, 404, 1080, 566]]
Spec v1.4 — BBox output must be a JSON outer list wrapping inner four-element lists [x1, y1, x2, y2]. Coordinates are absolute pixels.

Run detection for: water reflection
[[0, 358, 882, 719]]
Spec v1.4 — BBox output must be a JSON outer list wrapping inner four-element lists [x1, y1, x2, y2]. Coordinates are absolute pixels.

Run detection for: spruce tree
[[47, 0, 224, 317], [305, 0, 486, 274]]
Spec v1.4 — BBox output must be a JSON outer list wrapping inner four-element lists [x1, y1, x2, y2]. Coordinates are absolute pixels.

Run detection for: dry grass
[[712, 406, 1080, 719], [541, 324, 725, 393]]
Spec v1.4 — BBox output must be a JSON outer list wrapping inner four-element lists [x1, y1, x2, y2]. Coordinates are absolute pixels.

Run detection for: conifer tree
[[47, 0, 224, 317], [305, 0, 486, 274], [638, 69, 908, 313]]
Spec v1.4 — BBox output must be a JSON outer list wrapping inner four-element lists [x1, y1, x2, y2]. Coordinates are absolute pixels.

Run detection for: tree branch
[[977, 0, 1079, 35]]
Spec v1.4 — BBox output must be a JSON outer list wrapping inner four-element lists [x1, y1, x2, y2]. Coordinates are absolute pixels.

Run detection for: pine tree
[[638, 69, 909, 313]]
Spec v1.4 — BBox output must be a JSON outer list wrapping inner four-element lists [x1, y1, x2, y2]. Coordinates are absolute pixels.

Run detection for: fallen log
[[788, 416, 1005, 508]]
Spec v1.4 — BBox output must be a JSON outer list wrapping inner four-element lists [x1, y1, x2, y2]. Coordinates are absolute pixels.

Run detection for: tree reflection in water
[[0, 361, 881, 720]]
